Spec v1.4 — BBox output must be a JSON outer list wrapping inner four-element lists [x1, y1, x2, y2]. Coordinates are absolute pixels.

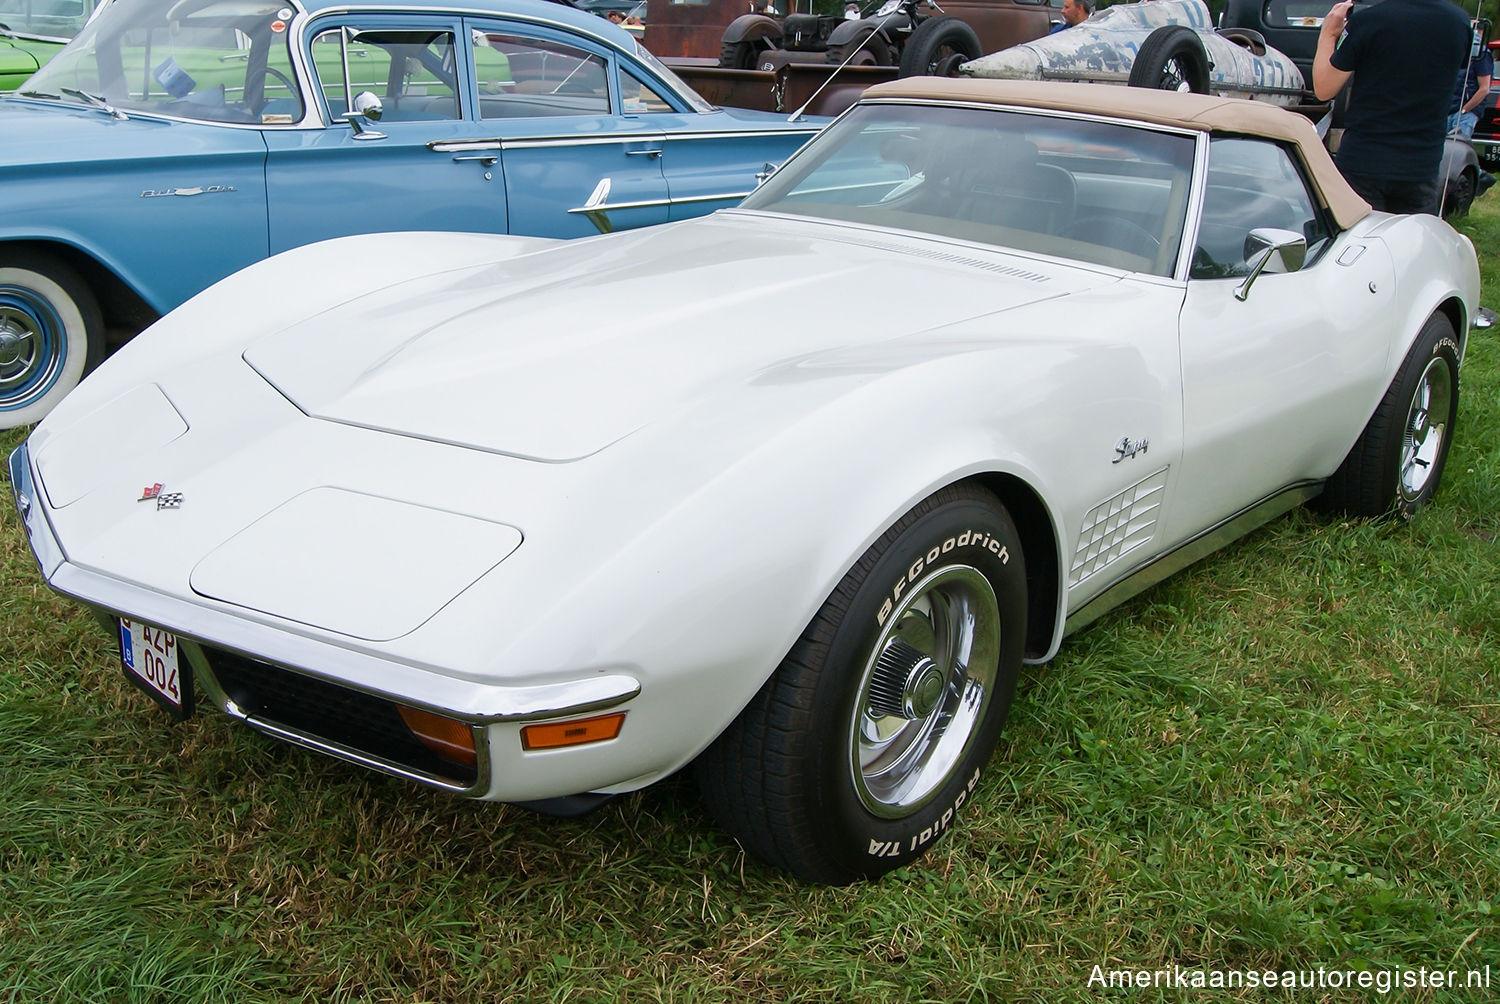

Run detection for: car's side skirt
[[1062, 480, 1324, 637]]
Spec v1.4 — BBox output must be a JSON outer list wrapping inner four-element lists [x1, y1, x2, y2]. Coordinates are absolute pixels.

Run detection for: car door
[[451, 19, 670, 237], [611, 67, 818, 222], [262, 17, 504, 253], [1169, 135, 1397, 541]]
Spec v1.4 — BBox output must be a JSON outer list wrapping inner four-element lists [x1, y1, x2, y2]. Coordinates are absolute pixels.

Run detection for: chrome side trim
[[566, 190, 749, 213], [428, 128, 816, 154], [1063, 481, 1322, 637]]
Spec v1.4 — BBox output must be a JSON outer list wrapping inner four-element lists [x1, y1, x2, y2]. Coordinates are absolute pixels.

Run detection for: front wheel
[[695, 484, 1027, 883], [897, 16, 982, 78], [1317, 313, 1460, 519], [1127, 25, 1211, 94], [0, 252, 104, 427]]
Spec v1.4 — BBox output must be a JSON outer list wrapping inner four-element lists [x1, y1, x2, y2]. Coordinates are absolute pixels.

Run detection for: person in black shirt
[[1313, 0, 1470, 214]]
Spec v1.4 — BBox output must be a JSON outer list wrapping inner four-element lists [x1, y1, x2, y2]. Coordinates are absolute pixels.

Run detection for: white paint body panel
[[17, 111, 1479, 804]]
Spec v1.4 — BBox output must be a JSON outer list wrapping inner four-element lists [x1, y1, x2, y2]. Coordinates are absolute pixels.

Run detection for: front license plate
[[119, 618, 193, 720]]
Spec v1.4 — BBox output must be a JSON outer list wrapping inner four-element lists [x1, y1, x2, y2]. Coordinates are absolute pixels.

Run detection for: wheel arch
[[965, 471, 1061, 662], [0, 239, 158, 339]]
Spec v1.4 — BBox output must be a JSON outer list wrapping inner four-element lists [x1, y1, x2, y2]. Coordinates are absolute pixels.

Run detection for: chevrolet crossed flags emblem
[[138, 483, 184, 510]]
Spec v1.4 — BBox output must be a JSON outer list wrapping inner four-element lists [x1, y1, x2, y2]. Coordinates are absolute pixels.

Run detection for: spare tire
[[898, 16, 983, 78], [1127, 25, 1211, 94]]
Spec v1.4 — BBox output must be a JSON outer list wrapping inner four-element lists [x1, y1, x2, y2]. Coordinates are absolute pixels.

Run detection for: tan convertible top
[[863, 78, 1371, 230]]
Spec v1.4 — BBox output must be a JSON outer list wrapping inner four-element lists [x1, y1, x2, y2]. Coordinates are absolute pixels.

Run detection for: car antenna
[[788, 0, 942, 122]]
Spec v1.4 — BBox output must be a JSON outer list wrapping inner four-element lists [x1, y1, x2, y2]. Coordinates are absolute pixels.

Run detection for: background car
[[961, 0, 1306, 105], [12, 77, 1477, 884], [0, 0, 97, 90], [0, 0, 822, 425]]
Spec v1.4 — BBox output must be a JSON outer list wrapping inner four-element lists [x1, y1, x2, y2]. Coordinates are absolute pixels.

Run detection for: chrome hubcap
[[849, 564, 1000, 818], [1399, 357, 1452, 501], [0, 289, 65, 409]]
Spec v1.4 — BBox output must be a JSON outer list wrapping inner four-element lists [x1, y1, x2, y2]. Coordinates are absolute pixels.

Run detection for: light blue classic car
[[0, 0, 823, 424]]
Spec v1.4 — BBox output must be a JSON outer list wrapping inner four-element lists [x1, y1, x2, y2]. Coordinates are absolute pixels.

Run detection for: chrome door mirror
[[343, 91, 386, 140], [1235, 227, 1307, 302], [352, 90, 384, 121]]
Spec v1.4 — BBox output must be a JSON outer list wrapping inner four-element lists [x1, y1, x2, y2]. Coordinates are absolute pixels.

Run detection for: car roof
[[864, 77, 1370, 230]]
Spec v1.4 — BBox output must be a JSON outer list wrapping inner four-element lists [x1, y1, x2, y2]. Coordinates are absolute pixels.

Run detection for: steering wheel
[[254, 67, 297, 113]]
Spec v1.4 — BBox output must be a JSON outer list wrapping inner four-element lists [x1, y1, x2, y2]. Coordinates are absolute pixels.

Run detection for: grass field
[[3, 203, 1499, 1003]]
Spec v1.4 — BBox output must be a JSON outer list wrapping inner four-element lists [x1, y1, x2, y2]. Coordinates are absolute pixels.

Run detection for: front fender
[[826, 16, 908, 48]]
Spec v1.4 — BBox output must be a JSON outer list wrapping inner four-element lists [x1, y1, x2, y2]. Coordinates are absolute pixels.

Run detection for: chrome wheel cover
[[1399, 356, 1453, 502], [0, 286, 66, 413], [848, 564, 1000, 818]]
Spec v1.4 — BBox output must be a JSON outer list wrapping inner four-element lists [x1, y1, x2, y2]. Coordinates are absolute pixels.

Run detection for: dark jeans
[[1339, 171, 1441, 215]]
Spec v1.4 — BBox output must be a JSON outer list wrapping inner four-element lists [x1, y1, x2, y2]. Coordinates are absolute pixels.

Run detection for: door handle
[[451, 153, 499, 167], [624, 148, 663, 158]]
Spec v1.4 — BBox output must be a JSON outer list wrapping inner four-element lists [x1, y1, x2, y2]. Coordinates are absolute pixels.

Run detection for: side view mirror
[[1235, 227, 1306, 302], [342, 92, 387, 140], [352, 90, 384, 121]]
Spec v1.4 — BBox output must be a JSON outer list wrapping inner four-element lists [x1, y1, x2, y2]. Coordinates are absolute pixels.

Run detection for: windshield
[[20, 0, 304, 124], [741, 103, 1196, 277], [0, 0, 93, 42]]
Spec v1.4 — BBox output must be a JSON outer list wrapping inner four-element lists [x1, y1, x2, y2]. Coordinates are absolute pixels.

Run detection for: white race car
[[11, 78, 1478, 884], [962, 0, 1307, 105]]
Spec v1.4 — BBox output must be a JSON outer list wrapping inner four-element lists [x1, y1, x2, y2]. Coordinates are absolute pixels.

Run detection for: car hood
[[243, 214, 1091, 462], [0, 98, 237, 166]]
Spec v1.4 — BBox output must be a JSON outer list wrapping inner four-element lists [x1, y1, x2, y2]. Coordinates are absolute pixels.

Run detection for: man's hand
[[1321, 0, 1353, 40], [1313, 0, 1355, 100]]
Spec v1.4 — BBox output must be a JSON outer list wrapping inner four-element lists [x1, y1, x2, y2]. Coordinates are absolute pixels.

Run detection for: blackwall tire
[[719, 39, 761, 70], [898, 16, 982, 78], [695, 484, 1027, 883], [0, 253, 104, 428], [1444, 168, 1476, 219], [1317, 313, 1460, 519], [1127, 25, 1211, 94]]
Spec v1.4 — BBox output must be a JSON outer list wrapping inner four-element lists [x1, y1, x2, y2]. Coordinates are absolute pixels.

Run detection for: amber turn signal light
[[520, 712, 626, 751], [397, 705, 478, 767]]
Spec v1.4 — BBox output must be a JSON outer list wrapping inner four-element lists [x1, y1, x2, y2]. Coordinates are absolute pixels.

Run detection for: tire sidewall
[[1383, 319, 1460, 519], [0, 265, 95, 426], [804, 496, 1026, 880]]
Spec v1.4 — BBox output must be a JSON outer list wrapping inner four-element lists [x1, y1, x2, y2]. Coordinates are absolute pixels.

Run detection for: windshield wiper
[[60, 86, 129, 120], [16, 89, 62, 100]]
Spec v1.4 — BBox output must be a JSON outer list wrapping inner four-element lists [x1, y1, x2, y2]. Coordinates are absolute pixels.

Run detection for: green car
[[0, 0, 96, 90]]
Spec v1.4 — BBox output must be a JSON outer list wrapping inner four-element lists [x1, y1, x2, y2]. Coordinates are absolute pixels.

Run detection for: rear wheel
[[1317, 314, 1459, 519], [719, 39, 764, 70], [1444, 167, 1477, 218], [0, 253, 104, 427], [695, 484, 1027, 883], [1127, 25, 1211, 94], [898, 16, 982, 78]]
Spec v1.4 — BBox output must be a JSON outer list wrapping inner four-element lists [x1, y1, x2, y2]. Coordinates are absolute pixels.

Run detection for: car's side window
[[311, 26, 461, 122], [620, 69, 676, 114], [471, 30, 611, 119], [1190, 136, 1331, 279]]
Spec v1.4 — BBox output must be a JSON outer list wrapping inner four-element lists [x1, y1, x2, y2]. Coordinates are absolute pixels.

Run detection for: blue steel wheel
[[0, 254, 104, 427]]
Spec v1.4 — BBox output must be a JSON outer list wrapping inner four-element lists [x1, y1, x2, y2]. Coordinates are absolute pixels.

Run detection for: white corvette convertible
[[11, 78, 1478, 884]]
